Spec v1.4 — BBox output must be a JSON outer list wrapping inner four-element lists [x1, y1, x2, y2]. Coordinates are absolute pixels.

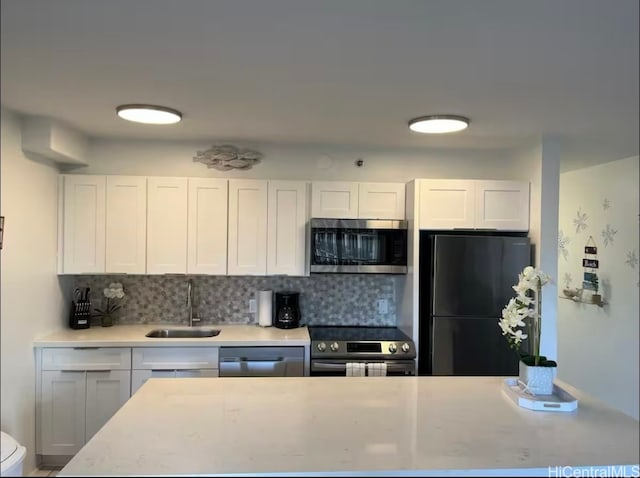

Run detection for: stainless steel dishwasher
[[218, 347, 304, 377]]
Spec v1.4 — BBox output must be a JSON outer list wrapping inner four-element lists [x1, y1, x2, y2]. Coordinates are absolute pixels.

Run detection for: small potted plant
[[499, 266, 557, 395], [94, 282, 125, 327], [590, 274, 602, 305]]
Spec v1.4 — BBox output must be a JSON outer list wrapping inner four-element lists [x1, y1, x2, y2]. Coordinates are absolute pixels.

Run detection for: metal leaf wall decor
[[193, 144, 263, 171]]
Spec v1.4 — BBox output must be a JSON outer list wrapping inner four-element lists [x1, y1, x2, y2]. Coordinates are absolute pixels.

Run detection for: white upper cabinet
[[475, 180, 530, 231], [311, 181, 405, 219], [358, 182, 405, 220], [187, 178, 228, 275], [311, 181, 358, 218], [267, 181, 308, 276], [61, 175, 106, 274], [147, 177, 188, 274], [419, 179, 529, 231], [105, 176, 147, 273], [419, 179, 476, 229], [228, 179, 268, 275]]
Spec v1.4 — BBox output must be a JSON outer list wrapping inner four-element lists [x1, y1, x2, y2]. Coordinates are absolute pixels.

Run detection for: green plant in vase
[[94, 282, 125, 327], [498, 266, 556, 395]]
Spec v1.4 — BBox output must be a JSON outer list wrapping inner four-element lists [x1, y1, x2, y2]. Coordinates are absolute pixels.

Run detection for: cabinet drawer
[[42, 348, 131, 371], [132, 347, 219, 370]]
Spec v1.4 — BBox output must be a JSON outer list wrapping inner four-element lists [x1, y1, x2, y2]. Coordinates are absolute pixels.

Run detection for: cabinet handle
[[73, 347, 99, 350], [150, 369, 176, 372], [87, 370, 112, 373]]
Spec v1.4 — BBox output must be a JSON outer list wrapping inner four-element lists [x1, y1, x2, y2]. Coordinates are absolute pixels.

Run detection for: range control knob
[[317, 342, 327, 352], [330, 342, 340, 352], [401, 343, 411, 353], [388, 343, 397, 354]]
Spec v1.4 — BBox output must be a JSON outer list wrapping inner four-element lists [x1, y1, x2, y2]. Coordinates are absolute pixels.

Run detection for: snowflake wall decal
[[625, 250, 638, 269], [573, 208, 588, 234], [601, 224, 618, 247], [602, 198, 611, 210], [558, 230, 571, 260]]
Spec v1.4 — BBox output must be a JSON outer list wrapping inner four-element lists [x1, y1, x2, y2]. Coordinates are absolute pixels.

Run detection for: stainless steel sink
[[145, 328, 221, 338]]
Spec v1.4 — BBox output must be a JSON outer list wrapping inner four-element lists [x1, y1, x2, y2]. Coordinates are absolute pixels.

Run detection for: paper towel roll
[[257, 290, 273, 327]]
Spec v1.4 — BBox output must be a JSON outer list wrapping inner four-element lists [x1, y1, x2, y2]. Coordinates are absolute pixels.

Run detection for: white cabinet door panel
[[132, 347, 219, 370], [228, 180, 268, 275], [147, 177, 188, 274], [267, 181, 308, 276], [475, 180, 530, 231], [358, 182, 405, 219], [175, 369, 219, 378], [131, 369, 175, 395], [106, 176, 147, 273], [187, 179, 228, 275], [85, 370, 131, 441], [311, 181, 358, 218], [41, 371, 86, 455], [62, 175, 106, 273], [419, 179, 475, 229]]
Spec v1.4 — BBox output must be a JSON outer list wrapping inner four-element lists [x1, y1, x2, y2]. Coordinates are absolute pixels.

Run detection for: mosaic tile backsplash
[[64, 275, 398, 327]]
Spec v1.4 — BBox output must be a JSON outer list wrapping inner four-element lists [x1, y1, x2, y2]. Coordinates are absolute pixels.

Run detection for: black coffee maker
[[274, 291, 301, 329]]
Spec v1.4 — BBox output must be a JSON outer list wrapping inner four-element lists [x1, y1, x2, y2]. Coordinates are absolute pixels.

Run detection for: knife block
[[69, 300, 91, 329]]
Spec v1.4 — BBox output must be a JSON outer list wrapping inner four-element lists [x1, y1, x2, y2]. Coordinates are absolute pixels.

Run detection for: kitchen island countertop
[[59, 376, 639, 477], [33, 324, 310, 347]]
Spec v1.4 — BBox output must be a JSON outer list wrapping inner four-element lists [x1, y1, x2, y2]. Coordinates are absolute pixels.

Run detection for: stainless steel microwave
[[310, 219, 408, 274]]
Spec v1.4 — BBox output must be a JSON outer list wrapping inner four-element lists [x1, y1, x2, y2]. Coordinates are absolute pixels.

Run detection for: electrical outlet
[[377, 299, 389, 314], [249, 299, 257, 313]]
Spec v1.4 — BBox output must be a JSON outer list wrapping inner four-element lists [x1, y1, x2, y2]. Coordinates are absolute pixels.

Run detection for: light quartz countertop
[[33, 324, 310, 348], [59, 376, 639, 477]]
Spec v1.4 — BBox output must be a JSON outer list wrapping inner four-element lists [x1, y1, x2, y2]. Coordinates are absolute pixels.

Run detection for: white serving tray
[[502, 378, 578, 412]]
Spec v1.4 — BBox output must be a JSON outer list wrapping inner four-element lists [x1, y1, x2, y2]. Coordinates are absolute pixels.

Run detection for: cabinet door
[[187, 178, 228, 274], [40, 371, 86, 455], [175, 369, 219, 378], [419, 179, 475, 229], [62, 175, 106, 273], [106, 176, 147, 273], [131, 369, 175, 395], [475, 180, 530, 231], [311, 181, 358, 218], [228, 179, 268, 275], [85, 370, 131, 441], [147, 177, 188, 274], [267, 181, 308, 276], [358, 182, 405, 219]]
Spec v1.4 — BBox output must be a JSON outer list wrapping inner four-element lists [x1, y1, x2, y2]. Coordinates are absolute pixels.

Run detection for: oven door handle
[[311, 361, 415, 373]]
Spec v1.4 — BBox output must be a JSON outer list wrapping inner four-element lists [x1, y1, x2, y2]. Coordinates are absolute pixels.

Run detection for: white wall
[[510, 137, 559, 361], [557, 155, 639, 419], [0, 106, 66, 473], [72, 139, 521, 181]]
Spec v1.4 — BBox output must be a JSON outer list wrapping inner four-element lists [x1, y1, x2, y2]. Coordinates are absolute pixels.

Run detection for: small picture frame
[[0, 216, 4, 250]]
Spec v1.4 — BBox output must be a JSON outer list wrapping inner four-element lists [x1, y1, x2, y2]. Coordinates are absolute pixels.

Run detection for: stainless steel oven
[[310, 219, 408, 274], [308, 326, 416, 376], [311, 359, 415, 376]]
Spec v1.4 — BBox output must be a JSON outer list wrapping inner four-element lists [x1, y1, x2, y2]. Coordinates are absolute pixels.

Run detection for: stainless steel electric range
[[308, 326, 416, 376]]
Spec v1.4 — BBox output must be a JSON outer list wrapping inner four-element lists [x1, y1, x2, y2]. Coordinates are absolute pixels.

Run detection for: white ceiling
[[1, 0, 638, 171]]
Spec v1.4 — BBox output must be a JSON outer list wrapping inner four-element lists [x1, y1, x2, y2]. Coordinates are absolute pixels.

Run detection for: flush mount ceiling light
[[408, 115, 470, 134], [116, 104, 182, 125]]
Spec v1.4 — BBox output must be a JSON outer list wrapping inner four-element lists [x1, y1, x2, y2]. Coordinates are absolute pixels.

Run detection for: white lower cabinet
[[131, 347, 220, 395], [37, 348, 132, 457]]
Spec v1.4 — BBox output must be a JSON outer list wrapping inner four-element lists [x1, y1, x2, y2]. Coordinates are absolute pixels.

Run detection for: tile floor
[[30, 466, 63, 476]]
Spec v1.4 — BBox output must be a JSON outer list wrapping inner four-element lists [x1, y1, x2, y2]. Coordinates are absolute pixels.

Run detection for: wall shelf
[[559, 295, 607, 308]]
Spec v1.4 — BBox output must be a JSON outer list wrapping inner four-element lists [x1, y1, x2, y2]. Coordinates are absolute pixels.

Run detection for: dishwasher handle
[[220, 357, 284, 363]]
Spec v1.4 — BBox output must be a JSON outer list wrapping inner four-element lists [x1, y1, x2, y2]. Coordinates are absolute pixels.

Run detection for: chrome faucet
[[186, 279, 200, 327]]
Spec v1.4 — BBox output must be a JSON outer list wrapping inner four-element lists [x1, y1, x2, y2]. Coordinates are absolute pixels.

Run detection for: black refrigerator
[[418, 232, 531, 376]]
